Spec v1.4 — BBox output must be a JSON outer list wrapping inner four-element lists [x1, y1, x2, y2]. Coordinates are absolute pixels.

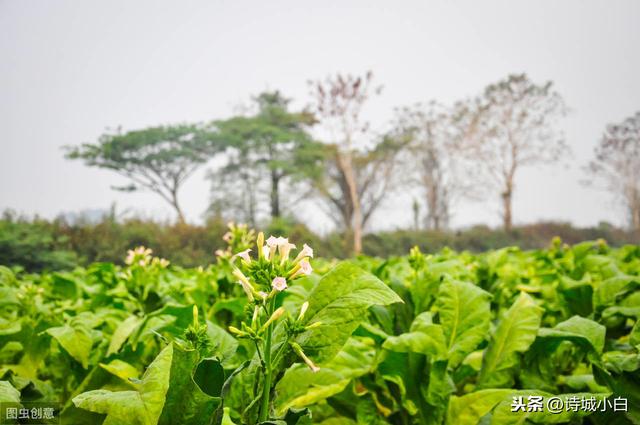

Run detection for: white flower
[[135, 246, 152, 256], [262, 245, 271, 261], [234, 248, 251, 262], [126, 246, 152, 266], [222, 232, 232, 242], [152, 257, 170, 268], [233, 268, 255, 302], [289, 258, 313, 279], [293, 244, 314, 263], [125, 250, 135, 265], [271, 276, 288, 292], [266, 235, 279, 260], [299, 259, 312, 275], [298, 259, 313, 276], [301, 243, 314, 258], [279, 241, 297, 264], [214, 249, 225, 257]]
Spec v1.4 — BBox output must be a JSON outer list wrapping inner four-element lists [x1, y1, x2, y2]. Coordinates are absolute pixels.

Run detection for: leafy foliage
[[0, 238, 639, 424]]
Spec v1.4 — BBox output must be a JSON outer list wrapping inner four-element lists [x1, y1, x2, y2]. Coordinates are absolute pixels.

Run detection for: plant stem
[[258, 298, 275, 422]]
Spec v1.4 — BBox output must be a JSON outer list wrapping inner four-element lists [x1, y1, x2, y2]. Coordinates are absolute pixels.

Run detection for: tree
[[208, 91, 322, 224], [468, 74, 568, 231], [391, 101, 479, 230], [313, 137, 402, 241], [65, 124, 221, 223], [308, 72, 385, 254], [587, 111, 640, 231]]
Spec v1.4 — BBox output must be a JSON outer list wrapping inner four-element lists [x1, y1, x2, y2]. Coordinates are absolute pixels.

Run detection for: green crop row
[[0, 230, 638, 424]]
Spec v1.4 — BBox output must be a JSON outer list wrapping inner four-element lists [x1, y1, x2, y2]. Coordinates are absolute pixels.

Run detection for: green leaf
[[158, 345, 222, 425], [47, 321, 93, 369], [594, 364, 640, 423], [100, 360, 140, 385], [0, 380, 21, 404], [206, 320, 238, 362], [274, 338, 375, 415], [73, 343, 173, 425], [448, 390, 609, 425], [107, 315, 143, 356], [477, 292, 543, 388], [594, 275, 640, 309], [221, 407, 237, 425], [436, 279, 491, 368], [294, 263, 402, 364], [447, 389, 513, 425], [538, 316, 606, 356], [488, 391, 609, 424], [631, 320, 640, 347], [382, 312, 446, 357], [74, 343, 221, 425]]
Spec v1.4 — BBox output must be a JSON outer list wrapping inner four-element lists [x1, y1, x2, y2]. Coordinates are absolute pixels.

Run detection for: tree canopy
[[66, 124, 222, 223]]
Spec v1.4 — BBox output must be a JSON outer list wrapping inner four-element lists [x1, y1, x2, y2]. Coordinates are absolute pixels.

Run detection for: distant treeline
[[64, 72, 640, 256], [1, 212, 638, 272]]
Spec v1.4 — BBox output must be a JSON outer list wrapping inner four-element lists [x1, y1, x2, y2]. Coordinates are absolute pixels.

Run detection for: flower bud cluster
[[215, 222, 256, 260], [227, 232, 321, 372], [124, 246, 170, 268], [230, 232, 314, 303]]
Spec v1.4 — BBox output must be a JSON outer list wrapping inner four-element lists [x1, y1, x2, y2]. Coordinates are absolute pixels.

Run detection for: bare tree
[[467, 74, 568, 231], [312, 138, 402, 249], [586, 111, 640, 231], [308, 72, 385, 254], [391, 101, 479, 230]]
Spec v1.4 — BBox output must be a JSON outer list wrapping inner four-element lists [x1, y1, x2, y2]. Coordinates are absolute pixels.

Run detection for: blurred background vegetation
[[2, 209, 637, 272], [4, 75, 640, 273]]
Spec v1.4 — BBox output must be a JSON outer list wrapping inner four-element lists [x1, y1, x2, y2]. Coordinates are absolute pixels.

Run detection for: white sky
[[1, 0, 639, 232]]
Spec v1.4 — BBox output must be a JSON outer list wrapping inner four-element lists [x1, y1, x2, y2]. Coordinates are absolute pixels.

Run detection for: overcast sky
[[1, 0, 639, 232]]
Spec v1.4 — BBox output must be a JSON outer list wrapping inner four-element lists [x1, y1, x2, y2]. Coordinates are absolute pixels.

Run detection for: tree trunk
[[338, 151, 362, 255], [632, 207, 640, 232], [270, 170, 280, 219], [630, 188, 640, 231], [501, 184, 513, 232], [170, 190, 186, 224], [412, 199, 420, 231]]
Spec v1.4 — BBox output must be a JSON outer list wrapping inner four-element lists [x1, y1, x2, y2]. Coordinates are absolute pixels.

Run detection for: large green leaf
[[382, 312, 446, 358], [537, 316, 606, 356], [294, 263, 402, 364], [488, 391, 609, 424], [477, 292, 542, 388], [206, 320, 238, 362], [73, 343, 173, 425], [274, 338, 375, 415], [631, 320, 640, 347], [47, 321, 93, 369], [594, 275, 640, 309], [436, 279, 491, 368], [107, 315, 143, 356], [0, 380, 21, 404], [158, 345, 222, 425], [73, 343, 221, 425], [594, 364, 640, 423], [447, 389, 512, 425], [448, 390, 609, 425]]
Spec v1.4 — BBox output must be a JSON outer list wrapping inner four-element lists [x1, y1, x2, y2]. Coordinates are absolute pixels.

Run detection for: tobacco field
[[0, 227, 639, 425]]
